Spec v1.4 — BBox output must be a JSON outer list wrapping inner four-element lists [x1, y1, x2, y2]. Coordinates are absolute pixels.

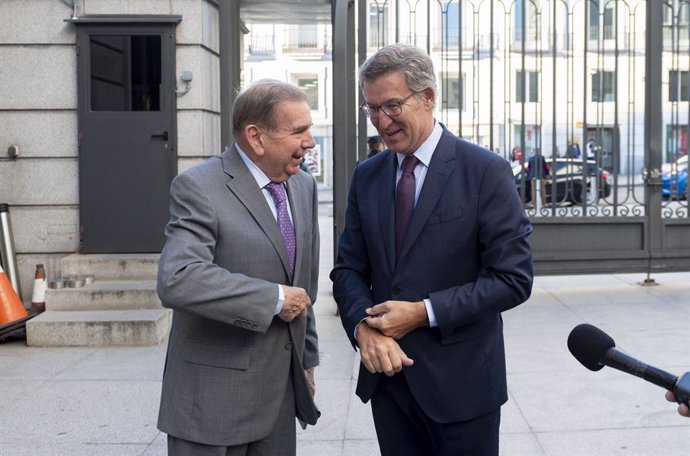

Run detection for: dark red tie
[[395, 155, 419, 257]]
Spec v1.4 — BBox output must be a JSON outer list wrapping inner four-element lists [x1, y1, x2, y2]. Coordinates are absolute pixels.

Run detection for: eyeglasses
[[360, 92, 419, 118]]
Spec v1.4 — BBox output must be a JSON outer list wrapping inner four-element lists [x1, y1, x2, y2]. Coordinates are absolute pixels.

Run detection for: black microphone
[[567, 323, 690, 406]]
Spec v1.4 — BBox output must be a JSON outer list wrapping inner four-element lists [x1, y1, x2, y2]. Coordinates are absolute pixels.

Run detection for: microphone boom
[[567, 323, 690, 407]]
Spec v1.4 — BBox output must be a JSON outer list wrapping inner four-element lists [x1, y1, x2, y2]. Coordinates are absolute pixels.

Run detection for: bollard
[[0, 204, 22, 300]]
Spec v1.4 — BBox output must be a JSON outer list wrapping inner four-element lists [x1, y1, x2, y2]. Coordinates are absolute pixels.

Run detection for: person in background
[[527, 152, 549, 180], [157, 79, 320, 456], [510, 146, 522, 162], [367, 135, 386, 159], [566, 142, 581, 159], [586, 139, 598, 159], [331, 44, 533, 456]]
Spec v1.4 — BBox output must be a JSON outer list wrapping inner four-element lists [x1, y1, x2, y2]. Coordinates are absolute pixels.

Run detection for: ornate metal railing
[[363, 0, 688, 220]]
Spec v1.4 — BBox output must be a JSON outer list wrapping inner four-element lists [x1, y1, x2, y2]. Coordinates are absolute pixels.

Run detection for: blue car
[[662, 155, 688, 200]]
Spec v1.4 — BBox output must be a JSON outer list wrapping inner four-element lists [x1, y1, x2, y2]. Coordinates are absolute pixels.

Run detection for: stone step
[[59, 253, 159, 281], [26, 309, 172, 347], [46, 280, 160, 311]]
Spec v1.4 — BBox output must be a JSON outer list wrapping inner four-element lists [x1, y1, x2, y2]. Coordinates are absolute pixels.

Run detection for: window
[[439, 2, 460, 48], [588, 2, 598, 40], [670, 70, 690, 102], [514, 0, 538, 42], [516, 70, 539, 103], [369, 4, 388, 48], [664, 0, 690, 25], [90, 35, 161, 111], [441, 74, 464, 110], [589, 1, 616, 41], [603, 4, 614, 40], [295, 75, 319, 110], [663, 1, 690, 47], [248, 24, 275, 55], [591, 71, 615, 102], [286, 25, 318, 49]]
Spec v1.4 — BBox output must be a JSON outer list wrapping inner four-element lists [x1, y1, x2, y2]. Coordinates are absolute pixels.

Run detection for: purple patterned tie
[[266, 182, 296, 279], [395, 155, 419, 257]]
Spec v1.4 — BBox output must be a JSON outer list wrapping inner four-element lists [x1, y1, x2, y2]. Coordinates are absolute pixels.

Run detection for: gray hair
[[232, 79, 308, 135], [359, 44, 437, 98]]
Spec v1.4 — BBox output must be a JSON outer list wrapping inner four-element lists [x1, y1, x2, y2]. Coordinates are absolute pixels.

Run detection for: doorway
[[76, 19, 179, 252]]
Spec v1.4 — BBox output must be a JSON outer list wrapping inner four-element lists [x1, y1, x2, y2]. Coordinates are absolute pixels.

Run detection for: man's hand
[[356, 322, 414, 376], [666, 391, 690, 417], [364, 300, 428, 340], [305, 368, 316, 398], [279, 286, 311, 322]]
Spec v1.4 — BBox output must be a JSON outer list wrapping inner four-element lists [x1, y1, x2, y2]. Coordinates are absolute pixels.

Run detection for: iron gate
[[333, 0, 690, 274]]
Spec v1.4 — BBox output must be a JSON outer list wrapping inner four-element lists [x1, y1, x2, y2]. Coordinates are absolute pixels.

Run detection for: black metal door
[[77, 21, 177, 253]]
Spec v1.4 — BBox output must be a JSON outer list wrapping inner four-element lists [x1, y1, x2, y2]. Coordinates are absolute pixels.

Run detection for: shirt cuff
[[275, 284, 284, 315], [424, 298, 437, 327], [354, 317, 367, 341]]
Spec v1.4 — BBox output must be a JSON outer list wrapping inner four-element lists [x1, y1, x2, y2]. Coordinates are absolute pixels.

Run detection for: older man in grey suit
[[157, 79, 320, 456]]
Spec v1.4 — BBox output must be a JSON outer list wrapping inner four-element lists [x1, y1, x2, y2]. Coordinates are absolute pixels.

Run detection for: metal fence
[[331, 0, 690, 273]]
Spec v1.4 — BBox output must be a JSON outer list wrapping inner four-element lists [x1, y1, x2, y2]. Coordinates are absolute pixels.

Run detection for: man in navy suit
[[331, 44, 533, 455]]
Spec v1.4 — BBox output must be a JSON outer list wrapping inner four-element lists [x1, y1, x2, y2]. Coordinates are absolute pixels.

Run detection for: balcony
[[248, 34, 275, 56], [282, 26, 331, 56], [240, 0, 330, 24]]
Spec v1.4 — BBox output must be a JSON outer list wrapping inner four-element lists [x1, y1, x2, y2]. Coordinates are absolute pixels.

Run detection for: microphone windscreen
[[567, 323, 615, 371]]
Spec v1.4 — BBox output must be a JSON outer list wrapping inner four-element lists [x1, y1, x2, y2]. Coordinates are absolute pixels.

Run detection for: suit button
[[392, 285, 401, 295], [285, 342, 293, 350]]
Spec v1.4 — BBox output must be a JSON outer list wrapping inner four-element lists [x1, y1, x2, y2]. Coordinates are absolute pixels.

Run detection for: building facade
[[245, 23, 334, 187]]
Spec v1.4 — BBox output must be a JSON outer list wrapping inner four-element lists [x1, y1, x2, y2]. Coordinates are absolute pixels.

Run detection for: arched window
[[514, 0, 538, 43]]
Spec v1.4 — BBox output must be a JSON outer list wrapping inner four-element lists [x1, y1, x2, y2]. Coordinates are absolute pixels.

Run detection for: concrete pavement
[[0, 209, 689, 455]]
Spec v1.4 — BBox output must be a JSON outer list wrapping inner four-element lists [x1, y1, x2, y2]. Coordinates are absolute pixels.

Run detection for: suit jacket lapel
[[222, 146, 292, 279], [398, 130, 457, 262], [378, 152, 397, 272]]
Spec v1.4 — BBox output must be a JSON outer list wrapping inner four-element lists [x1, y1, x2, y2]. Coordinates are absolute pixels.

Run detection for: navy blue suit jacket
[[331, 127, 533, 423]]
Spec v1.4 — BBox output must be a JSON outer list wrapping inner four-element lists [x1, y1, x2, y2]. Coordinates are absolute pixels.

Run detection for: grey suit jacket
[[157, 145, 320, 446]]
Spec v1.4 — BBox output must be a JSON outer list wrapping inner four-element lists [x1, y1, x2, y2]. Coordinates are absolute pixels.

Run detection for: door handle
[[151, 131, 169, 141]]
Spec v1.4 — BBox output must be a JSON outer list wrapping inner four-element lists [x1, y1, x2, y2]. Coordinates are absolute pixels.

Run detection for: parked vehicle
[[513, 158, 612, 205], [661, 155, 688, 200]]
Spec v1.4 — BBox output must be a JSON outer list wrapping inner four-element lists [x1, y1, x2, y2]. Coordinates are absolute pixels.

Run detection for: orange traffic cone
[[0, 263, 28, 326]]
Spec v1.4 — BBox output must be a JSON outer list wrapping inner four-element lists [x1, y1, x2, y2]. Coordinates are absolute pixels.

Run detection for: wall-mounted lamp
[[7, 145, 19, 159], [175, 71, 193, 97]]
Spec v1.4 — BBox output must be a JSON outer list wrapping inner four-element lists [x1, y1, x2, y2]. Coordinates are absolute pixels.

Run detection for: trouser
[[371, 373, 500, 456], [167, 374, 296, 456]]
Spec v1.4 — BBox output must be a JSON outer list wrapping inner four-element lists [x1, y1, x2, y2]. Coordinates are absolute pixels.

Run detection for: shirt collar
[[235, 143, 272, 189], [395, 121, 443, 169]]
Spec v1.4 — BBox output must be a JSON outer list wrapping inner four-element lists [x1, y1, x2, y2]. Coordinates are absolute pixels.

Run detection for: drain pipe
[[0, 204, 22, 300]]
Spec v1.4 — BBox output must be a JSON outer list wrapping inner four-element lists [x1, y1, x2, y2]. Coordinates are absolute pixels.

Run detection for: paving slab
[[536, 427, 690, 456], [0, 380, 161, 446]]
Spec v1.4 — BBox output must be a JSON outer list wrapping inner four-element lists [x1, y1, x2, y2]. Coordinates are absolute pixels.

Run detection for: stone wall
[[0, 0, 221, 302]]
